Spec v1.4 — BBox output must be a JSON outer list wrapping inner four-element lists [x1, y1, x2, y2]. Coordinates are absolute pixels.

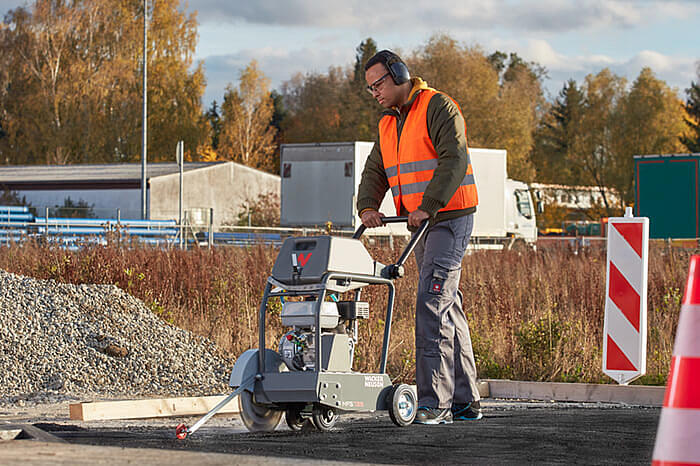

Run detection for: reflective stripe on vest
[[379, 89, 478, 214]]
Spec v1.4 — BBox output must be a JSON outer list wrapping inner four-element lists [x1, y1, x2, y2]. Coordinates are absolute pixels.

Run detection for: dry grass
[[0, 239, 690, 385]]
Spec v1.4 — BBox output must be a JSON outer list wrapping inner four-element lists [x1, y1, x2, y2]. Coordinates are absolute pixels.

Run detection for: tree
[[55, 196, 95, 218], [613, 67, 688, 203], [145, 0, 209, 162], [206, 101, 222, 150], [218, 60, 277, 172], [681, 64, 700, 152], [235, 192, 280, 227], [0, 0, 208, 165], [280, 37, 379, 143], [345, 38, 380, 141], [281, 66, 350, 143], [531, 79, 586, 184], [408, 35, 544, 180], [575, 69, 627, 213], [0, 188, 32, 207]]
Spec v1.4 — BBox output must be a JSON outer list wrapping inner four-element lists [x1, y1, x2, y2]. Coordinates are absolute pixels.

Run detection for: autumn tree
[[218, 60, 277, 172], [0, 0, 208, 165], [531, 79, 586, 184], [281, 38, 378, 143], [570, 69, 626, 213], [344, 38, 380, 141], [408, 35, 543, 181], [613, 67, 688, 203], [682, 64, 700, 152], [281, 66, 350, 143], [145, 0, 209, 162], [531, 67, 687, 213]]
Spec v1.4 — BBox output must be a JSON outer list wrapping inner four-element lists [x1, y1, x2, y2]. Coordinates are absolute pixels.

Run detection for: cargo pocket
[[430, 257, 462, 296], [428, 267, 448, 295]]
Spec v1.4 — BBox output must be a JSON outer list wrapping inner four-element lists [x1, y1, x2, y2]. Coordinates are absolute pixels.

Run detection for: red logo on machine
[[298, 253, 312, 266]]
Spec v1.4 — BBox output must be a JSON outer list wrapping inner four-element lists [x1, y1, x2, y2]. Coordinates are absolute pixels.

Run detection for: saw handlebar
[[352, 216, 429, 274]]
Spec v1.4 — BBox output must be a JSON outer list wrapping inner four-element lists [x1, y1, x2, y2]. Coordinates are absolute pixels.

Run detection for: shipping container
[[634, 153, 700, 239]]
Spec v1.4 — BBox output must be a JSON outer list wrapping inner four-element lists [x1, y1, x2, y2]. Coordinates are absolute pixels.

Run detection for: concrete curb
[[481, 379, 665, 406]]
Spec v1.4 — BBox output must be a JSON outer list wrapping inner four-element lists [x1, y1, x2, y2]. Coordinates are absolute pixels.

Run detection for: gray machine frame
[[253, 217, 427, 412], [176, 217, 427, 438]]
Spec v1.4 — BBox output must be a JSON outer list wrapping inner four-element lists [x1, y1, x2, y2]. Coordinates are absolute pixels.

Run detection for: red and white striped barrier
[[602, 207, 649, 385], [652, 255, 700, 465]]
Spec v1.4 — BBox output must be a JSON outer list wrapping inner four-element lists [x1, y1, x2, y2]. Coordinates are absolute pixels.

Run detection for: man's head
[[364, 50, 411, 108]]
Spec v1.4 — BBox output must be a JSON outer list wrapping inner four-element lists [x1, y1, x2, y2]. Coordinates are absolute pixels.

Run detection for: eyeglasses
[[366, 72, 391, 94]]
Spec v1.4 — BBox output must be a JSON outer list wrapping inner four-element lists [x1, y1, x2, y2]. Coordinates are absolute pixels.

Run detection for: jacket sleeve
[[418, 93, 469, 217], [357, 136, 389, 214]]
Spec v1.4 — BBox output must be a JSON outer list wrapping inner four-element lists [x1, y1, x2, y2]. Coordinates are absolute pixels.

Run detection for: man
[[357, 50, 482, 425]]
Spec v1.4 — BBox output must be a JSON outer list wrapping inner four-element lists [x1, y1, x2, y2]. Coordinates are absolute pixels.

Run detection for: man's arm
[[417, 93, 469, 217]]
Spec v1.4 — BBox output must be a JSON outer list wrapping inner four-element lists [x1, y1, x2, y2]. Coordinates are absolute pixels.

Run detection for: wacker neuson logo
[[364, 375, 383, 388]]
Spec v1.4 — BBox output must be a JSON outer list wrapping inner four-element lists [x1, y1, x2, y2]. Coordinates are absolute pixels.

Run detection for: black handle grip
[[352, 216, 429, 274], [353, 216, 408, 239]]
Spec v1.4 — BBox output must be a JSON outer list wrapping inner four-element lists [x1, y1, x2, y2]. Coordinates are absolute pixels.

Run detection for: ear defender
[[377, 50, 410, 85]]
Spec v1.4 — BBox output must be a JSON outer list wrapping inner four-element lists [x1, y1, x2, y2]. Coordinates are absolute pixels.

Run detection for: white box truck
[[280, 142, 540, 248]]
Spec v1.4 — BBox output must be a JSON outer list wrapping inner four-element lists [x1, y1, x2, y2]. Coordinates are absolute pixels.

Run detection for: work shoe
[[413, 407, 453, 425], [451, 401, 483, 420]]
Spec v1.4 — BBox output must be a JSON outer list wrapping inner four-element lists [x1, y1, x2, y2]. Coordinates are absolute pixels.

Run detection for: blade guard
[[228, 348, 287, 389]]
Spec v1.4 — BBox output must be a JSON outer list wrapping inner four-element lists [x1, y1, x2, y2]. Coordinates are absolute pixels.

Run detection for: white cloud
[[523, 39, 571, 69], [191, 0, 699, 33], [200, 46, 354, 106], [619, 50, 697, 89], [0, 0, 27, 16], [509, 39, 697, 96]]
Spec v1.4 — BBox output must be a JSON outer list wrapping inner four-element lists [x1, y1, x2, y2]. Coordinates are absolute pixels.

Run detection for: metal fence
[[0, 205, 337, 249]]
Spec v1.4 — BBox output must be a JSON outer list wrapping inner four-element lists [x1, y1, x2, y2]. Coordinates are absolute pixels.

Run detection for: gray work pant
[[413, 214, 480, 408]]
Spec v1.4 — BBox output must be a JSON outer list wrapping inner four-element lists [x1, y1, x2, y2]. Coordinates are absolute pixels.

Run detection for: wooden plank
[[70, 382, 490, 421], [483, 379, 664, 406], [0, 429, 22, 441], [0, 424, 66, 443], [69, 395, 240, 421]]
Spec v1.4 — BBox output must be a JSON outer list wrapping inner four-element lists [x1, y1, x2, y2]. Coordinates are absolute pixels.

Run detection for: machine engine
[[278, 300, 369, 372]]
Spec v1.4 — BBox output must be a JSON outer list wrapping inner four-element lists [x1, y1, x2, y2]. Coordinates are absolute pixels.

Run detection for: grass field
[[0, 240, 690, 385]]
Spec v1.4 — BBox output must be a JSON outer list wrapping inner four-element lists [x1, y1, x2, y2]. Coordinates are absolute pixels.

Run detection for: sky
[[2, 0, 699, 108]]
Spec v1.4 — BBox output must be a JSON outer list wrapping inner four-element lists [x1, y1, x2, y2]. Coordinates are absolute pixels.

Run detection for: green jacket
[[357, 77, 476, 227]]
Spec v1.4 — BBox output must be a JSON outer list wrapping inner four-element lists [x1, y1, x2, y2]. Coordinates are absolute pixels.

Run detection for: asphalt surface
[[25, 401, 660, 465]]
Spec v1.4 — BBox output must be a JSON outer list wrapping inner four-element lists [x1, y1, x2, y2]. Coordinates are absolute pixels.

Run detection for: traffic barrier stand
[[652, 255, 700, 465], [602, 207, 649, 384]]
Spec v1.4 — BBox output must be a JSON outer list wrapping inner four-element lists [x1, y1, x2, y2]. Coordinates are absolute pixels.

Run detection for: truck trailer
[[280, 142, 540, 248], [634, 153, 700, 239]]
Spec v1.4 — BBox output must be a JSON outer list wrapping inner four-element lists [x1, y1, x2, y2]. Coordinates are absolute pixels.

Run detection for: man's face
[[365, 63, 400, 108]]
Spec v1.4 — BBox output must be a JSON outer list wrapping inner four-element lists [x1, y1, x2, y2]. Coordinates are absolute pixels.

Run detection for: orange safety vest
[[378, 89, 478, 215]]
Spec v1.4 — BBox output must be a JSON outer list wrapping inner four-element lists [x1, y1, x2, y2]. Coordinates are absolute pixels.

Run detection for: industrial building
[[0, 162, 280, 227]]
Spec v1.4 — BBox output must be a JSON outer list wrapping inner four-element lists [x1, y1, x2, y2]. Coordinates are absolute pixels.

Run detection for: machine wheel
[[311, 404, 338, 431], [238, 390, 283, 432], [285, 408, 311, 431], [388, 384, 417, 427]]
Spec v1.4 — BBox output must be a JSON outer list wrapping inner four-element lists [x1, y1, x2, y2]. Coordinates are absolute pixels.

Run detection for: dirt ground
[[2, 400, 660, 465]]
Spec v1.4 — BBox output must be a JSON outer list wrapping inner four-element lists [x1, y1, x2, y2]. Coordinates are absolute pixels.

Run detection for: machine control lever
[[382, 264, 405, 279], [354, 216, 429, 280]]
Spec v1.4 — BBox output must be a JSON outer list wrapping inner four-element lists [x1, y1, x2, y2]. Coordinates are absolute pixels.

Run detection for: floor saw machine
[[176, 216, 428, 437]]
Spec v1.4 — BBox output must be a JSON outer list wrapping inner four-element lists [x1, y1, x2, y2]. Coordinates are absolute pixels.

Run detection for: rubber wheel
[[285, 408, 311, 431], [311, 404, 338, 431], [238, 390, 283, 432], [388, 384, 417, 427]]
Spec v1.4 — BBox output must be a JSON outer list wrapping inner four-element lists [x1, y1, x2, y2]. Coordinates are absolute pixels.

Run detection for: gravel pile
[[0, 269, 233, 406]]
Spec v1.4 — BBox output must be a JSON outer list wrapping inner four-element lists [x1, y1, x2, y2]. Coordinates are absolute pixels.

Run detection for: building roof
[[0, 162, 233, 190], [0, 162, 223, 183]]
